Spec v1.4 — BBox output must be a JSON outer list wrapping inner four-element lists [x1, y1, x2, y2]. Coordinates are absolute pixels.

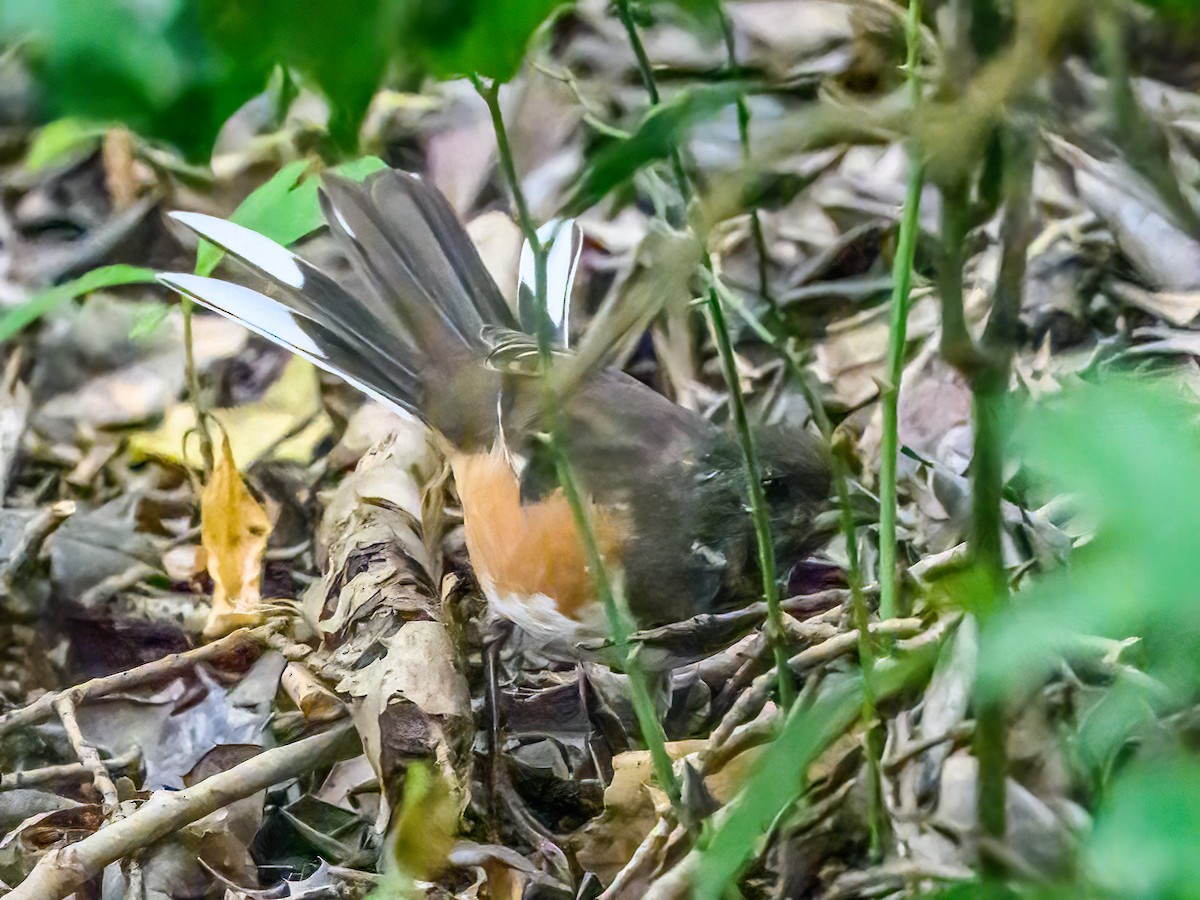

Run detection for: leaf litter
[[1, 2, 1200, 898]]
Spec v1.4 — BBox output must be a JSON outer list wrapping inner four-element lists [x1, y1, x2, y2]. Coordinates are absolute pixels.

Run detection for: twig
[[0, 500, 75, 619], [181, 303, 213, 474], [788, 618, 923, 674], [0, 623, 279, 737], [0, 748, 139, 791], [602, 817, 686, 900], [883, 722, 974, 774], [77, 562, 158, 609], [7, 722, 353, 900], [2, 500, 74, 582], [53, 695, 120, 813]]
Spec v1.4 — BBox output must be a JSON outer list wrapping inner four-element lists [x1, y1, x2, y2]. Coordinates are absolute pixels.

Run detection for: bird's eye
[[762, 476, 787, 502]]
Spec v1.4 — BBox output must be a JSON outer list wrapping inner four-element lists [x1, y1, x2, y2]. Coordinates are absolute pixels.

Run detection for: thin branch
[[883, 721, 974, 773], [0, 748, 139, 792], [8, 722, 353, 900], [0, 623, 280, 737], [2, 500, 74, 582], [972, 122, 1036, 863], [788, 618, 923, 674], [54, 695, 120, 814], [180, 301, 213, 473], [0, 500, 75, 619]]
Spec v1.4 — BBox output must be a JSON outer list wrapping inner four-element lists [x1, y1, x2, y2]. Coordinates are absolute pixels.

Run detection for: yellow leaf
[[201, 433, 271, 638], [129, 357, 331, 469]]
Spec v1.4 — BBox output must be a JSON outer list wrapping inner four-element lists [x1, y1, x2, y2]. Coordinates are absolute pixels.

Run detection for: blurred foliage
[[1085, 755, 1200, 898], [981, 377, 1200, 697], [0, 0, 573, 158], [1, 0, 268, 160], [1136, 0, 1200, 19], [22, 117, 106, 171], [389, 763, 458, 881], [396, 0, 570, 83]]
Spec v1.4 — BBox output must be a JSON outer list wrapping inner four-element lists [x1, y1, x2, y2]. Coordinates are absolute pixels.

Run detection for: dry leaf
[[200, 434, 271, 638], [130, 356, 331, 469]]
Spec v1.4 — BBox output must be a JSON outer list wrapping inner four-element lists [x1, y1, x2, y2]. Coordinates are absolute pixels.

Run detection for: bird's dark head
[[752, 422, 833, 562], [701, 422, 832, 573]]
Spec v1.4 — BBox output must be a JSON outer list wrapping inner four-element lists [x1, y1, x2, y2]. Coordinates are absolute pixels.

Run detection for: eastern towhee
[[159, 169, 830, 659]]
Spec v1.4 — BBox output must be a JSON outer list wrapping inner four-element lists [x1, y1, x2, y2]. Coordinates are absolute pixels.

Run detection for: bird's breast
[[451, 448, 626, 627]]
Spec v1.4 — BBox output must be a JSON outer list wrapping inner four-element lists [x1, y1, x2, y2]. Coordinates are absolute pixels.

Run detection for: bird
[[158, 168, 831, 661]]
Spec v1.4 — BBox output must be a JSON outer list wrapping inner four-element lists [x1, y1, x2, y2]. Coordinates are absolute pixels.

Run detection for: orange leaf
[[200, 433, 271, 637]]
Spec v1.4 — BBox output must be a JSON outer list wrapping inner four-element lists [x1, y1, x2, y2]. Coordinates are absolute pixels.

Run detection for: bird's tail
[[159, 169, 576, 448]]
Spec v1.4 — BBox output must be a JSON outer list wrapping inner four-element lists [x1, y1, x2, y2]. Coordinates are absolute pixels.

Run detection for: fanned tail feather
[[160, 169, 524, 447]]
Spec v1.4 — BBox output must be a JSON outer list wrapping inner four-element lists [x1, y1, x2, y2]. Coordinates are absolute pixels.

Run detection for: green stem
[[706, 276, 872, 722], [715, 1, 776, 317], [1096, 4, 1200, 237], [614, 0, 690, 211], [476, 75, 682, 810], [879, 0, 927, 623], [971, 385, 1007, 865], [705, 277, 794, 711], [614, 2, 796, 709], [972, 123, 1035, 870], [181, 298, 213, 473]]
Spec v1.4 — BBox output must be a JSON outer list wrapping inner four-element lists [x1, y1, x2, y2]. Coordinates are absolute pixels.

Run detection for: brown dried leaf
[[200, 434, 271, 638]]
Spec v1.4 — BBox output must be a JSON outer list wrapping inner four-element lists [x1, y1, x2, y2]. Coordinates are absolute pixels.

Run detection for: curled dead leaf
[[200, 435, 272, 638]]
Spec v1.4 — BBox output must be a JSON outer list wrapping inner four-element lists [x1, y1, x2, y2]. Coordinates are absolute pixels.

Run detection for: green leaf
[[562, 84, 740, 216], [203, 0, 405, 151], [1135, 0, 1200, 19], [1086, 755, 1200, 897], [195, 155, 388, 276], [2, 0, 271, 161], [388, 763, 458, 881], [0, 265, 157, 343], [694, 652, 935, 899], [397, 0, 569, 82], [979, 375, 1200, 699], [24, 118, 108, 171]]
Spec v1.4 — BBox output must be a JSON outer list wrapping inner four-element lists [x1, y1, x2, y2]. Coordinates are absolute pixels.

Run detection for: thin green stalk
[[713, 0, 884, 846], [1096, 3, 1200, 237], [879, 0, 927, 623], [705, 277, 794, 711], [715, 1, 776, 317], [181, 299, 213, 473], [476, 76, 682, 810], [972, 123, 1035, 871], [971, 384, 1007, 861], [707, 272, 882, 854], [614, 0, 796, 709]]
